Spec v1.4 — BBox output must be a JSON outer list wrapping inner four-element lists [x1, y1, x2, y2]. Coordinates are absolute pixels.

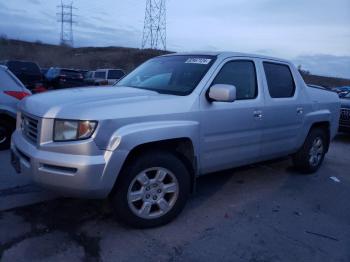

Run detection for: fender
[[98, 120, 201, 195], [0, 106, 17, 119], [105, 120, 200, 157], [295, 109, 331, 150]]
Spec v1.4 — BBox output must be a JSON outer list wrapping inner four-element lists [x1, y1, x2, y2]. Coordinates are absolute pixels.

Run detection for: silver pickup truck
[[11, 52, 340, 228]]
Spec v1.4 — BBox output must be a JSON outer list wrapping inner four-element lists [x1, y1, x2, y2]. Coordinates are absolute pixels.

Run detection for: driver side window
[[212, 60, 258, 100]]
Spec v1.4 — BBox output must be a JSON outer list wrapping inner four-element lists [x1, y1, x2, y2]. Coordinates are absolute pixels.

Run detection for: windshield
[[116, 55, 216, 95]]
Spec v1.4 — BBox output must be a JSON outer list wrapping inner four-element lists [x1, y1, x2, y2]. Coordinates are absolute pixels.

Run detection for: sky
[[0, 0, 349, 78]]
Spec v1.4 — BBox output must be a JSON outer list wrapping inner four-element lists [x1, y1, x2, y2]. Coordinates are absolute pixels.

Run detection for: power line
[[142, 0, 166, 50], [57, 0, 77, 47]]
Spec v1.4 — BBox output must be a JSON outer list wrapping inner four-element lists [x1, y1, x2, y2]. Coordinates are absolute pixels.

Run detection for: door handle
[[297, 107, 304, 115], [253, 110, 263, 119]]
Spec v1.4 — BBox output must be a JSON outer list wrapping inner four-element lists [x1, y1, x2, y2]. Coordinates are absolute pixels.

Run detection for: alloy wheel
[[308, 136, 324, 167], [127, 167, 179, 219]]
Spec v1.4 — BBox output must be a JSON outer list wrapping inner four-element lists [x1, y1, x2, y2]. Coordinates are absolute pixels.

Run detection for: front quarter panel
[[98, 120, 200, 195], [103, 120, 200, 155]]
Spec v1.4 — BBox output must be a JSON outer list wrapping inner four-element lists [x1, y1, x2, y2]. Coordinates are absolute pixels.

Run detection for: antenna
[[57, 0, 77, 47], [142, 0, 166, 50]]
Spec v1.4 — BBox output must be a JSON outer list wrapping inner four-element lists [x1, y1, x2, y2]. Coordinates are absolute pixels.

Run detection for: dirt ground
[[0, 134, 349, 262]]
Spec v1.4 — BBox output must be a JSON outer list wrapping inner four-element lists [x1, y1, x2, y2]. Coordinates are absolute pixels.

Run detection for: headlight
[[54, 120, 97, 141]]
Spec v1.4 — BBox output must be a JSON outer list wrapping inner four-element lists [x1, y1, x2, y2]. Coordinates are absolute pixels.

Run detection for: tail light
[[4, 91, 31, 100]]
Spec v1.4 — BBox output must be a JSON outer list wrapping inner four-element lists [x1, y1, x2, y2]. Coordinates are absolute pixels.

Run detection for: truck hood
[[19, 86, 195, 120]]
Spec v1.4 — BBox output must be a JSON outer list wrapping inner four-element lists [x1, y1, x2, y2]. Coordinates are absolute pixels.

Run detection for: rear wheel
[[110, 151, 191, 228], [293, 128, 328, 174], [0, 119, 15, 150]]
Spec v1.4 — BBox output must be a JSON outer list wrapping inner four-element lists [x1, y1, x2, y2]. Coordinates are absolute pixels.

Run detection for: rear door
[[260, 61, 305, 158]]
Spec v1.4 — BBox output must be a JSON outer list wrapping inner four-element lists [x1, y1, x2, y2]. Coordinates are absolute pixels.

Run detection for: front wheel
[[293, 128, 328, 174], [110, 151, 191, 228]]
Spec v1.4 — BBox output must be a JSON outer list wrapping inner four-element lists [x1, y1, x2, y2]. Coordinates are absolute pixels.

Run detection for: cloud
[[0, 0, 349, 78], [28, 0, 41, 4]]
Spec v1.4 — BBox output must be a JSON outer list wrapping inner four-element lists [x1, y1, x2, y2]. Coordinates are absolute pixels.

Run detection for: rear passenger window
[[212, 60, 257, 100], [263, 62, 295, 98], [95, 71, 106, 79]]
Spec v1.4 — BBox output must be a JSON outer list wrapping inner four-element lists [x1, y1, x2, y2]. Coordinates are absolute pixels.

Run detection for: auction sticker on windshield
[[185, 58, 212, 65]]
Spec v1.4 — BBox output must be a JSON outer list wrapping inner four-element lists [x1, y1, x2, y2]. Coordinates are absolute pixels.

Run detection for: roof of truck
[[163, 52, 291, 64]]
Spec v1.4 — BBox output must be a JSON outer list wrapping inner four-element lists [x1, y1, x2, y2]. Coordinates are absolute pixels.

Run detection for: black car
[[0, 60, 43, 90], [45, 67, 84, 89], [333, 86, 350, 97], [339, 92, 350, 132]]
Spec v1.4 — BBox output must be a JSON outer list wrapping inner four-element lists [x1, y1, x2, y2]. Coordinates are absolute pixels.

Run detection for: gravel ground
[[0, 134, 349, 262]]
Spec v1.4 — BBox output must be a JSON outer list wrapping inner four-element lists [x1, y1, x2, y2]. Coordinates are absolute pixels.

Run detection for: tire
[[110, 150, 191, 228], [0, 119, 15, 150], [293, 128, 328, 174]]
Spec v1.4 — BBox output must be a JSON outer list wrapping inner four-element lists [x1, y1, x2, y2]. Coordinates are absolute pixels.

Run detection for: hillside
[[300, 73, 350, 88], [1, 38, 349, 88], [0, 38, 168, 72]]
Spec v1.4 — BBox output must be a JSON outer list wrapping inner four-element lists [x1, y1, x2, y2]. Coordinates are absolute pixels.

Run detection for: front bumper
[[11, 130, 128, 198]]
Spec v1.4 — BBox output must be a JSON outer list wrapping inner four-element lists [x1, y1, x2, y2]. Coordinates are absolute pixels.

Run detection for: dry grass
[[0, 38, 169, 72]]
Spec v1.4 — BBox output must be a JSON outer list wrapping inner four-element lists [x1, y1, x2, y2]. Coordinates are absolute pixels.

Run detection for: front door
[[199, 58, 264, 174]]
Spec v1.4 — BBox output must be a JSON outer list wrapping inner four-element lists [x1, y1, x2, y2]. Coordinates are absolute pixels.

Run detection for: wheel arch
[[309, 121, 330, 152], [112, 137, 198, 195], [0, 112, 16, 126], [0, 107, 17, 119]]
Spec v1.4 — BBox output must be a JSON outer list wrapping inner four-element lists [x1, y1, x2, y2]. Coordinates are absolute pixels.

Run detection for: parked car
[[78, 69, 89, 77], [332, 86, 350, 97], [339, 92, 350, 132], [83, 70, 98, 86], [45, 67, 84, 89], [41, 68, 49, 77], [11, 52, 340, 228], [0, 60, 44, 91], [94, 69, 126, 85], [0, 65, 31, 150]]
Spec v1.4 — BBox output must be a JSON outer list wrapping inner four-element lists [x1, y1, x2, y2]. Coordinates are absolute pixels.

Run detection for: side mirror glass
[[208, 84, 236, 102]]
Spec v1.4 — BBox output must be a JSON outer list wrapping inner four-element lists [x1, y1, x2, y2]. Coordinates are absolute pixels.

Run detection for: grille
[[22, 114, 39, 143], [340, 108, 350, 127]]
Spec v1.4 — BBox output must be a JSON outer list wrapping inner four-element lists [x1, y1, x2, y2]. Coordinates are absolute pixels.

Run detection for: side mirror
[[208, 84, 236, 102]]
